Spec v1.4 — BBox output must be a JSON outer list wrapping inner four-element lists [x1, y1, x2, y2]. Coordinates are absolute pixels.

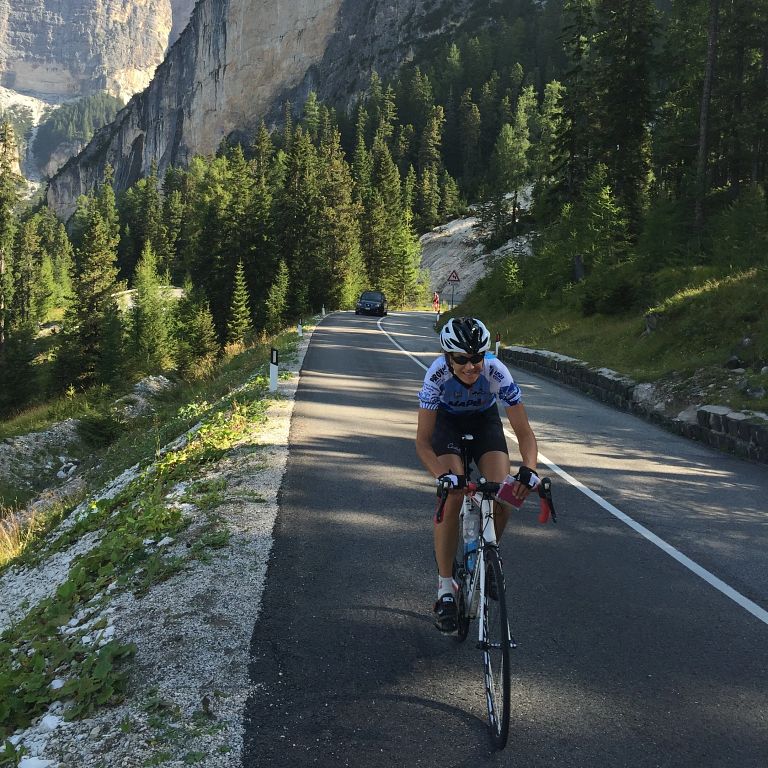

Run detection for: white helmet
[[439, 317, 491, 354]]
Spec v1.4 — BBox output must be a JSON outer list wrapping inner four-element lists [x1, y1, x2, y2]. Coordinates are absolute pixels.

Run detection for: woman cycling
[[415, 317, 539, 632]]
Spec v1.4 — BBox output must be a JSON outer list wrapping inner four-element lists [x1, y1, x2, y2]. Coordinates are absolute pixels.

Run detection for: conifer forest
[[1, 0, 767, 418]]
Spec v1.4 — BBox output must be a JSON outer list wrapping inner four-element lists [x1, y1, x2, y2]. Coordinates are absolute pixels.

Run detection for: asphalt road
[[243, 311, 768, 768]]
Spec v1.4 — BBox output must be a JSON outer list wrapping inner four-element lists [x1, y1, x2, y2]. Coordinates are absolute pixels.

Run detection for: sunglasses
[[451, 353, 484, 365]]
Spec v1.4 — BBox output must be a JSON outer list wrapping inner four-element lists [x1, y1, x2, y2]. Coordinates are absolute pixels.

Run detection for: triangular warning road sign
[[447, 270, 460, 283]]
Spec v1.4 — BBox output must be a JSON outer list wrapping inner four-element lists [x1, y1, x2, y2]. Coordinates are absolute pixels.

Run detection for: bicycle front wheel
[[481, 548, 511, 749]]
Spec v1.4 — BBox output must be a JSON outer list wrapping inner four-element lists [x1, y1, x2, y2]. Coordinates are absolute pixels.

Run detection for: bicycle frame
[[460, 489, 497, 631]]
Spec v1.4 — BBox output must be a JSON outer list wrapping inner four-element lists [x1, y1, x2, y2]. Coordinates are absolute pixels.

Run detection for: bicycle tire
[[482, 548, 511, 749], [456, 582, 470, 642]]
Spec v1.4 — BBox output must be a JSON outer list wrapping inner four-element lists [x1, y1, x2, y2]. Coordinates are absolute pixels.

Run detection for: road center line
[[380, 316, 768, 627]]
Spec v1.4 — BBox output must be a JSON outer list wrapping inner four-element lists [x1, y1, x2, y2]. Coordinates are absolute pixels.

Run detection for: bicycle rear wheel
[[481, 548, 511, 749]]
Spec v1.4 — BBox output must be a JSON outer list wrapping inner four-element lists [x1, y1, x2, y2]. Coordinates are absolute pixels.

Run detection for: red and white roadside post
[[495, 332, 500, 357]]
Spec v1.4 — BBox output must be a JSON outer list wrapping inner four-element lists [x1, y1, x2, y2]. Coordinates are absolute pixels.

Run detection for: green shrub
[[579, 260, 652, 316], [636, 195, 693, 267], [76, 411, 123, 448], [709, 185, 768, 269]]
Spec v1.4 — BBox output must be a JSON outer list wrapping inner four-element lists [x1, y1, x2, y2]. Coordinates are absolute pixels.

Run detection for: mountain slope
[[46, 0, 476, 218]]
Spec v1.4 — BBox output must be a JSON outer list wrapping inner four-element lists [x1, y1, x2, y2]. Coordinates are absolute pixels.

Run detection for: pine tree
[[120, 161, 170, 279], [397, 67, 435, 136], [51, 222, 74, 309], [418, 105, 445, 173], [557, 0, 599, 203], [0, 120, 23, 347], [479, 72, 501, 159], [98, 301, 126, 387], [303, 91, 321, 142], [495, 86, 536, 233], [11, 218, 41, 325], [130, 243, 174, 373], [530, 80, 566, 221], [316, 128, 367, 309], [226, 260, 253, 346], [33, 254, 57, 323], [571, 163, 630, 280], [368, 72, 397, 144], [0, 322, 37, 414], [31, 208, 74, 310], [242, 126, 278, 332], [282, 100, 294, 152], [56, 197, 121, 387], [459, 89, 482, 190], [220, 144, 255, 289], [362, 138, 403, 291], [265, 259, 289, 336], [591, 0, 657, 233], [388, 208, 422, 309], [174, 278, 219, 379], [417, 165, 441, 231], [96, 165, 120, 253], [438, 169, 461, 221], [276, 127, 322, 318], [352, 106, 373, 204]]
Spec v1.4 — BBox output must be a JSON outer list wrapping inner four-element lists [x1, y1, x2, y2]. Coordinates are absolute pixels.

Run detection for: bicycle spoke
[[481, 549, 511, 749]]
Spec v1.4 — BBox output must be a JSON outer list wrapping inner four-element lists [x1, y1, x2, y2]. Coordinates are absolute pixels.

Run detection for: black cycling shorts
[[431, 406, 508, 462]]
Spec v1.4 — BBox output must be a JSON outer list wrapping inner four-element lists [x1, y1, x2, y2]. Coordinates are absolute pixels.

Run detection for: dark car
[[355, 290, 388, 316]]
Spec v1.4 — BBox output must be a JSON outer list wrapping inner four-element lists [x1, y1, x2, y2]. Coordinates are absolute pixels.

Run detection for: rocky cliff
[[0, 0, 175, 102], [47, 0, 475, 219]]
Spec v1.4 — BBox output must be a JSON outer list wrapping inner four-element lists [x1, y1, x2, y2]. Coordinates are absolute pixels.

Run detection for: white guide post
[[269, 347, 279, 392]]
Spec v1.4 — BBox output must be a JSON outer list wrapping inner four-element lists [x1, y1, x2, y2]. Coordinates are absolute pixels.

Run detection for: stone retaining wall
[[498, 346, 768, 465]]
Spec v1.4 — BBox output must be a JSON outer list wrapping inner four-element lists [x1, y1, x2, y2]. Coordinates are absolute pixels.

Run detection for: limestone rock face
[[0, 1, 175, 102], [47, 0, 475, 219]]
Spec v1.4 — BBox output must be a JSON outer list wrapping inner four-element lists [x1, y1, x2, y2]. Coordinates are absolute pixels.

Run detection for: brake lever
[[537, 477, 557, 524]]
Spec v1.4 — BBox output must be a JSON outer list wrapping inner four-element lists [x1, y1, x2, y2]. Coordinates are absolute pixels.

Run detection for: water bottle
[[463, 507, 481, 573]]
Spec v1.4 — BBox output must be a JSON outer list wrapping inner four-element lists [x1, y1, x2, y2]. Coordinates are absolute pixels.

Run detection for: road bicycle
[[435, 434, 556, 749]]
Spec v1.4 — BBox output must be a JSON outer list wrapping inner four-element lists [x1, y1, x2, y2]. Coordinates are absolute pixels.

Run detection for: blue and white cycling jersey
[[418, 354, 522, 415]]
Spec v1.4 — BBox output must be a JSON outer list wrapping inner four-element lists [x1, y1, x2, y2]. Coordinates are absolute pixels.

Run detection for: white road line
[[380, 315, 768, 627]]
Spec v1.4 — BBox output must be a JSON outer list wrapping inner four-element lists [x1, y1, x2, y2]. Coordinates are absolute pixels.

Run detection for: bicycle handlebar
[[434, 476, 557, 525]]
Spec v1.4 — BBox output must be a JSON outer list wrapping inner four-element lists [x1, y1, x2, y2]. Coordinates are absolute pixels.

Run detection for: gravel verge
[[2, 327, 313, 768]]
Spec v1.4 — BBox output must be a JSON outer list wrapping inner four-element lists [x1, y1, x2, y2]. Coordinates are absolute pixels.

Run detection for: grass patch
[[0, 325, 305, 739], [454, 267, 768, 409]]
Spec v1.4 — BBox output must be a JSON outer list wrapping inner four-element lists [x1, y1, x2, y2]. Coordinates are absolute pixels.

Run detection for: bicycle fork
[[473, 549, 516, 652]]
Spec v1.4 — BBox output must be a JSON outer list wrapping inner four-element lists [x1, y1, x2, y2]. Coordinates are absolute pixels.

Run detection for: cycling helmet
[[439, 317, 491, 354]]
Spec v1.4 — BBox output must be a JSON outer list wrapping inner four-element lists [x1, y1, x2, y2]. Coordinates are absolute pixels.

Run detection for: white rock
[[49, 678, 66, 690], [675, 406, 698, 424], [38, 714, 62, 733], [632, 382, 657, 406], [157, 536, 174, 547], [19, 758, 55, 768]]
